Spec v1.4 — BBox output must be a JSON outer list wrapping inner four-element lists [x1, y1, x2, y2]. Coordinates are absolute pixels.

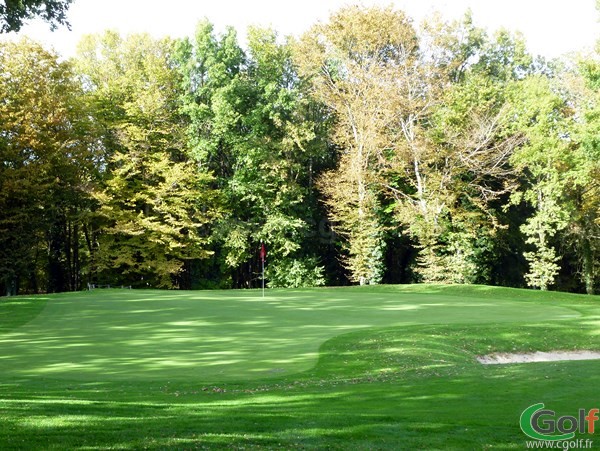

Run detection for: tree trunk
[[582, 237, 595, 295], [83, 224, 96, 286], [65, 219, 72, 290], [73, 222, 80, 290], [5, 278, 17, 296]]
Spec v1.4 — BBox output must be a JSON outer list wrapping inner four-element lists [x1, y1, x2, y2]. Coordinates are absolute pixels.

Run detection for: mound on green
[[0, 285, 599, 449], [0, 286, 579, 381]]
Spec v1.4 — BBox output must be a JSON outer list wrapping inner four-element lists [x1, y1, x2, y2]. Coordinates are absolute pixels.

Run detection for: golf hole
[[477, 351, 600, 365]]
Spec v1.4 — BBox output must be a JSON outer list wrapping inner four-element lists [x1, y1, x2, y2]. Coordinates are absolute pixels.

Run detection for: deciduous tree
[[75, 32, 220, 288], [294, 5, 417, 284], [0, 39, 94, 294], [0, 0, 73, 33], [176, 22, 328, 288]]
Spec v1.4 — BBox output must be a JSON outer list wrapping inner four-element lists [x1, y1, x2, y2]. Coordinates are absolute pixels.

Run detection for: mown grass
[[0, 295, 48, 332], [0, 285, 599, 449]]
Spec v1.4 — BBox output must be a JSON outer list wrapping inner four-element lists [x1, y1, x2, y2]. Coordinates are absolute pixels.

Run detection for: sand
[[477, 350, 600, 365]]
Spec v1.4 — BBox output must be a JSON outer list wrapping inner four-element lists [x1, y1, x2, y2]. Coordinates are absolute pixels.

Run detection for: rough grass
[[1, 284, 599, 449]]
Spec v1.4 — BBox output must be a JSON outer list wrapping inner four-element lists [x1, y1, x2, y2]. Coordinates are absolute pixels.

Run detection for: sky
[[3, 0, 599, 59]]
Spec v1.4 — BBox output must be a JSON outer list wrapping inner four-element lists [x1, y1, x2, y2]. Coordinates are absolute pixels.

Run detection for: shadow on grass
[[0, 376, 516, 449], [0, 288, 581, 383], [2, 320, 600, 449], [0, 296, 49, 332]]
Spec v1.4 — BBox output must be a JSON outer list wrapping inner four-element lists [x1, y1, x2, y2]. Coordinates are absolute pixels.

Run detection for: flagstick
[[262, 257, 265, 298]]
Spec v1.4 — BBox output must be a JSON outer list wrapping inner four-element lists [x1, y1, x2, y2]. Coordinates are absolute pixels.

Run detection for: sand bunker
[[477, 351, 600, 365]]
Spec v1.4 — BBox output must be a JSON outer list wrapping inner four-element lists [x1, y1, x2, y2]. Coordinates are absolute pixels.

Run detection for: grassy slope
[[0, 286, 580, 381], [0, 285, 599, 449]]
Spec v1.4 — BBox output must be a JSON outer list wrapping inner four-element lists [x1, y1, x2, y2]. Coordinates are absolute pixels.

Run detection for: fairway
[[2, 285, 600, 449], [0, 286, 579, 381]]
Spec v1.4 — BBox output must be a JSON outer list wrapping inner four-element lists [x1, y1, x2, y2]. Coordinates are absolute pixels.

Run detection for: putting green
[[0, 287, 579, 382]]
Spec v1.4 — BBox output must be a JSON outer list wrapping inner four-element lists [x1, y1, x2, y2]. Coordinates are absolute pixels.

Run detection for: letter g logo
[[520, 403, 576, 441]]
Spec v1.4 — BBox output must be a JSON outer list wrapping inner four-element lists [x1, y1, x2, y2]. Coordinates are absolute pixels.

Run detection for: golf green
[[0, 286, 580, 382]]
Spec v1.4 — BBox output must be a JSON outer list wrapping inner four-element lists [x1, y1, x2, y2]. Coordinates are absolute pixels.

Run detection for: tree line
[[1, 5, 599, 295]]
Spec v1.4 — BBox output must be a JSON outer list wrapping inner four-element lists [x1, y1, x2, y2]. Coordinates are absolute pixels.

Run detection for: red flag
[[259, 242, 266, 262]]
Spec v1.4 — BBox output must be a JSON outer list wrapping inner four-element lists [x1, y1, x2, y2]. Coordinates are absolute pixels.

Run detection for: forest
[[0, 5, 599, 295]]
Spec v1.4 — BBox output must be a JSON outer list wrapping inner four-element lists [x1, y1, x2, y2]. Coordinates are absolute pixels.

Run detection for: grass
[[0, 284, 599, 449]]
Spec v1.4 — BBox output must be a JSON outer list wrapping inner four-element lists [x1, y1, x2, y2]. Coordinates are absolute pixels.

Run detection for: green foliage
[[1, 7, 599, 293], [507, 75, 585, 290], [0, 0, 73, 33], [176, 23, 329, 288], [344, 215, 387, 285], [75, 32, 220, 288], [294, 5, 418, 284], [266, 257, 326, 288], [0, 39, 95, 294], [561, 56, 600, 294], [395, 33, 522, 284], [475, 29, 533, 81]]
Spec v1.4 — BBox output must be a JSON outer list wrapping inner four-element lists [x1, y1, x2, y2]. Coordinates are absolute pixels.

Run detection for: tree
[[385, 23, 535, 284], [295, 7, 524, 284], [176, 22, 329, 288], [75, 32, 220, 288], [560, 57, 600, 294], [241, 26, 330, 288], [507, 75, 583, 290], [294, 5, 418, 285], [0, 0, 73, 33], [0, 39, 95, 294]]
